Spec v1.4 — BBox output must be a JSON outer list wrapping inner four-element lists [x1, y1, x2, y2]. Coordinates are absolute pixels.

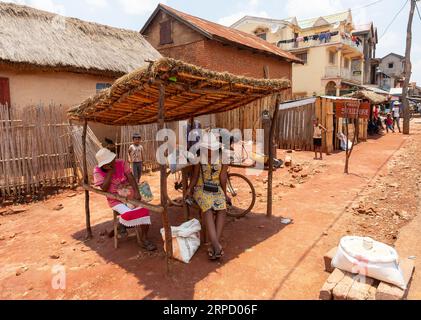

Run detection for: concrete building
[[232, 11, 375, 97], [377, 53, 405, 91]]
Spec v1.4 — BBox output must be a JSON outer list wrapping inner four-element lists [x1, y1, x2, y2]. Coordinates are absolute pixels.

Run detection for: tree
[[402, 0, 417, 135]]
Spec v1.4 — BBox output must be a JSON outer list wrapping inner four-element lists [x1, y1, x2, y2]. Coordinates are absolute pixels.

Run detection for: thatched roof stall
[[344, 90, 388, 105], [0, 2, 162, 77], [68, 58, 290, 271], [68, 58, 291, 124]]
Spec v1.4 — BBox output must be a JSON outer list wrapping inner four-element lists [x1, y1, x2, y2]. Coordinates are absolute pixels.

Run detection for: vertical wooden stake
[[267, 94, 280, 218], [82, 120, 93, 239], [158, 84, 173, 273]]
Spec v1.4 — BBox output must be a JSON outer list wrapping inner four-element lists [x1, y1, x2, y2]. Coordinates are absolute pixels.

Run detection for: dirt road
[[1, 120, 420, 300]]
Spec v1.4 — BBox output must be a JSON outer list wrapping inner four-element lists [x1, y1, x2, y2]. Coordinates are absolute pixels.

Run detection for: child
[[313, 118, 327, 160], [128, 133, 144, 184], [385, 113, 395, 133]]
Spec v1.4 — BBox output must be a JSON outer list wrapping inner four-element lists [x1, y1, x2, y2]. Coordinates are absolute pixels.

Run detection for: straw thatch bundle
[[68, 58, 291, 126], [343, 90, 388, 105], [0, 2, 162, 77]]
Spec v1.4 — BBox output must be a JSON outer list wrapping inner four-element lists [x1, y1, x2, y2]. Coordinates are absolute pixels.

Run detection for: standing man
[[128, 133, 144, 184], [392, 101, 402, 133], [313, 118, 327, 160]]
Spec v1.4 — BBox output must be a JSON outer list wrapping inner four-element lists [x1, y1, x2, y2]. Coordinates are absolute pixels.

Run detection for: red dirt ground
[[1, 120, 420, 300]]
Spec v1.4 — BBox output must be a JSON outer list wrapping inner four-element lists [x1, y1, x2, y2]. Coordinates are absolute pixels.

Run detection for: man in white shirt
[[392, 101, 401, 133]]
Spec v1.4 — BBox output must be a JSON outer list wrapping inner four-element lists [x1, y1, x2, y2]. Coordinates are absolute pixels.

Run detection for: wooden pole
[[267, 94, 280, 218], [158, 84, 173, 272], [402, 0, 416, 135], [82, 120, 93, 239]]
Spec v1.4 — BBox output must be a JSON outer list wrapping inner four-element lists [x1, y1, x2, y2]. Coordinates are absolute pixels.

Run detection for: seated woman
[[186, 133, 229, 261], [93, 148, 156, 251]]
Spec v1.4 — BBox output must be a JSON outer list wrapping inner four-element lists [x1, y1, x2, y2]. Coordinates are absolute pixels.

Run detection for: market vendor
[[93, 148, 157, 251]]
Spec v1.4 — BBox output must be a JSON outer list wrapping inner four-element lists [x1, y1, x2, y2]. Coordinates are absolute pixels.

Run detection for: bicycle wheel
[[226, 173, 256, 218], [166, 170, 184, 207]]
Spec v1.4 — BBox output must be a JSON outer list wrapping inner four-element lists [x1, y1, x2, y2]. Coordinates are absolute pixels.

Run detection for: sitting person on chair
[[93, 148, 156, 251], [185, 133, 229, 261]]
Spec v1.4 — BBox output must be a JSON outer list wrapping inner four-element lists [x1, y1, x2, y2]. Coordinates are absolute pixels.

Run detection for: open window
[[0, 77, 11, 106], [160, 20, 173, 45]]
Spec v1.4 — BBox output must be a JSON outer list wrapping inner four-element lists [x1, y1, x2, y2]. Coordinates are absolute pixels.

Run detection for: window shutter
[[0, 77, 11, 106], [160, 20, 173, 45]]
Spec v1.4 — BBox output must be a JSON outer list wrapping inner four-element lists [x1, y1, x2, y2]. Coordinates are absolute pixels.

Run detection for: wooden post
[[158, 84, 173, 272], [267, 94, 280, 218], [402, 0, 416, 135], [82, 120, 93, 239]]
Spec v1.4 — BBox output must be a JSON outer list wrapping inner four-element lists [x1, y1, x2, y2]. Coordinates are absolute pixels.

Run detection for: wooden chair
[[112, 210, 142, 249]]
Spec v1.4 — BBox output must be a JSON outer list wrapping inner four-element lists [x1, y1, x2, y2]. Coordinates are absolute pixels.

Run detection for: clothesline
[[277, 31, 362, 47]]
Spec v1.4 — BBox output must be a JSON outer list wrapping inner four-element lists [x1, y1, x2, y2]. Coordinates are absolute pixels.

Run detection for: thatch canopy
[[0, 2, 162, 77], [68, 58, 291, 126], [343, 90, 388, 105]]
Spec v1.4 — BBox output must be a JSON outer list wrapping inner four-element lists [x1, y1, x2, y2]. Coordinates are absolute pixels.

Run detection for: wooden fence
[[0, 104, 76, 202], [277, 102, 316, 151]]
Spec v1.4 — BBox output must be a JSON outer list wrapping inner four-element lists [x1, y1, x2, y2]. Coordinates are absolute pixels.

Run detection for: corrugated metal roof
[[297, 11, 350, 29], [155, 4, 302, 63]]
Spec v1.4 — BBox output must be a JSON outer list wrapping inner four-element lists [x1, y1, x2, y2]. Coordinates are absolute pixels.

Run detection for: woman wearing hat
[[186, 133, 229, 260], [93, 148, 156, 251]]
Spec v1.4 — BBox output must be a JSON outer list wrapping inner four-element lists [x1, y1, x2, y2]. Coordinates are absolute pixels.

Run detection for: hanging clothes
[[303, 36, 309, 42]]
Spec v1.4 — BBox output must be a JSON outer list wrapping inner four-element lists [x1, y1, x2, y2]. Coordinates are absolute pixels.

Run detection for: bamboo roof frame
[[68, 58, 290, 272], [68, 58, 291, 125]]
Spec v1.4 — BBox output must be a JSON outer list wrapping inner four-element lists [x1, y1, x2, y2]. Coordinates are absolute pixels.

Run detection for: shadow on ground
[[72, 206, 288, 300]]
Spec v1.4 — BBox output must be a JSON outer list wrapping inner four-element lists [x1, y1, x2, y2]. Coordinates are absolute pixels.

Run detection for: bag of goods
[[332, 236, 406, 289], [160, 219, 201, 264]]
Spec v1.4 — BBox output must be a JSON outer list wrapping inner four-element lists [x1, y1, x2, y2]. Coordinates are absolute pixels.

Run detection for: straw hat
[[96, 148, 117, 168], [198, 132, 222, 151]]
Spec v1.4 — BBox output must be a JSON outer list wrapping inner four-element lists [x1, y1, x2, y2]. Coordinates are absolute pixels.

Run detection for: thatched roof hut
[[0, 2, 162, 77], [343, 90, 388, 105], [68, 58, 291, 125]]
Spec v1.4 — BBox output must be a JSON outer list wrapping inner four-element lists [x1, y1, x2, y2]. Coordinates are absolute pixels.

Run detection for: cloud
[[217, 0, 269, 26], [85, 0, 108, 9], [218, 10, 269, 26], [117, 0, 165, 16], [3, 0, 65, 14]]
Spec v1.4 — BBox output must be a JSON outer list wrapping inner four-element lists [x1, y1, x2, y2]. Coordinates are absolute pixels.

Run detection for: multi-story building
[[376, 53, 405, 91], [232, 11, 377, 98]]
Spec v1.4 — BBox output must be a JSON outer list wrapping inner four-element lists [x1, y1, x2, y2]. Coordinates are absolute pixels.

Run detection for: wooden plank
[[82, 120, 93, 239], [375, 258, 415, 300]]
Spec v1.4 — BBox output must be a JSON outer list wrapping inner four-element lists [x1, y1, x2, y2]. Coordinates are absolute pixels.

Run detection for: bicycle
[[165, 141, 257, 218]]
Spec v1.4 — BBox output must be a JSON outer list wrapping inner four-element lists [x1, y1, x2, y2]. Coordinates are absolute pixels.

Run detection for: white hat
[[96, 148, 117, 168], [394, 101, 400, 105], [198, 132, 222, 151]]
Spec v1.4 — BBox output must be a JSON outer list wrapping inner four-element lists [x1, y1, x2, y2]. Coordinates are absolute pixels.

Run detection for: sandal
[[142, 240, 157, 252], [214, 248, 224, 260]]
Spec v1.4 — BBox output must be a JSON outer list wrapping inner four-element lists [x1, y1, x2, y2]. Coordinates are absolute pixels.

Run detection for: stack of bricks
[[320, 247, 415, 300]]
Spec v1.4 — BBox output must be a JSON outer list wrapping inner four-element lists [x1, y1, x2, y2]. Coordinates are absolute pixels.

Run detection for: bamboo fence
[[0, 104, 76, 202]]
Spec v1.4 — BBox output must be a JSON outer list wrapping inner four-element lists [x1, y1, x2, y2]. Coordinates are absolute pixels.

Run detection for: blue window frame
[[96, 83, 112, 92]]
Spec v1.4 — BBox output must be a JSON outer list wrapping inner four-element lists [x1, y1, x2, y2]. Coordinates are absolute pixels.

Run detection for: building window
[[160, 20, 173, 45], [344, 58, 350, 69], [0, 77, 11, 106], [256, 32, 267, 40], [295, 51, 308, 64], [329, 51, 336, 64], [96, 83, 112, 92], [388, 63, 394, 69]]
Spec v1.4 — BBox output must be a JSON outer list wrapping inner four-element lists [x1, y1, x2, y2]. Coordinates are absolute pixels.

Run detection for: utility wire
[[416, 2, 421, 22], [352, 0, 385, 11], [379, 0, 410, 40]]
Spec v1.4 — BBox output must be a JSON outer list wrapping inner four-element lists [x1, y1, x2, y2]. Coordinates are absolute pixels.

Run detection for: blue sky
[[4, 0, 421, 84]]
